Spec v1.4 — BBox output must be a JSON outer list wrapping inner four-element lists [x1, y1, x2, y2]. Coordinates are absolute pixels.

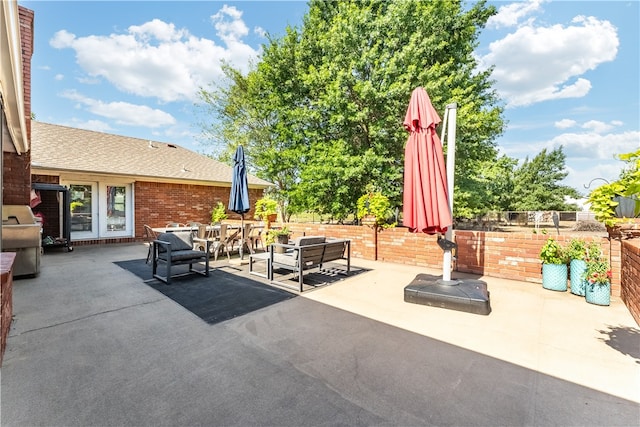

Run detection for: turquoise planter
[[585, 281, 611, 306], [542, 263, 568, 291], [570, 259, 588, 296]]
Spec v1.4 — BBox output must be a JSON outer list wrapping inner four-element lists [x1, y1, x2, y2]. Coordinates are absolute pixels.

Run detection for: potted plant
[[539, 238, 568, 291], [264, 227, 290, 253], [254, 196, 278, 224], [567, 238, 588, 296], [211, 201, 228, 224], [356, 188, 395, 228], [583, 257, 612, 306]]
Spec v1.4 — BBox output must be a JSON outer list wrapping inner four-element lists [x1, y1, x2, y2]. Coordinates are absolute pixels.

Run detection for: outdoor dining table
[[151, 224, 233, 234], [151, 224, 265, 255]]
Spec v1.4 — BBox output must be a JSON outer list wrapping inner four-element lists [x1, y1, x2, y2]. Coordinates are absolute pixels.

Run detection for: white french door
[[66, 181, 133, 239], [99, 183, 132, 237]]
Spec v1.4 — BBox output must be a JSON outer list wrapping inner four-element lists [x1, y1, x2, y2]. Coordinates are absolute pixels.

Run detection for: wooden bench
[[152, 231, 211, 284], [269, 236, 351, 292]]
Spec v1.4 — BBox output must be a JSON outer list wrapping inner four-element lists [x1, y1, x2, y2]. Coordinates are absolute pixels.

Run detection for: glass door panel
[[100, 183, 132, 237], [70, 183, 97, 238], [106, 185, 127, 231]]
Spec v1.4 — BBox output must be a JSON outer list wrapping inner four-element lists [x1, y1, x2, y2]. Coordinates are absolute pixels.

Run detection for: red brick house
[[1, 1, 34, 365], [30, 121, 271, 245]]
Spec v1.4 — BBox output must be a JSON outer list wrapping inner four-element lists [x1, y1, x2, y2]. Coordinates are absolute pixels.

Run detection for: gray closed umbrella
[[229, 145, 250, 258]]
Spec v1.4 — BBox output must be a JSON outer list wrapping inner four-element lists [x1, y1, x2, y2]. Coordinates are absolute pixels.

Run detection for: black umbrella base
[[404, 273, 491, 315]]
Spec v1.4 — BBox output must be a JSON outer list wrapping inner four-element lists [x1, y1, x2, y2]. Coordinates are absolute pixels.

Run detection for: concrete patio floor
[[1, 243, 639, 426]]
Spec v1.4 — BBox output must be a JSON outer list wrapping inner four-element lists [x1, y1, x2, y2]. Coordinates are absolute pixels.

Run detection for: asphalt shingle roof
[[30, 121, 271, 188]]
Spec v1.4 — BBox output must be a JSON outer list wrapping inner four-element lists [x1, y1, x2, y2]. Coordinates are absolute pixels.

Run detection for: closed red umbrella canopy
[[402, 87, 452, 234]]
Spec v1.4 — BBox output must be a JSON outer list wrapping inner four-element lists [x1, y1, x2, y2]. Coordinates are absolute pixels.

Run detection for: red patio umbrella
[[402, 87, 452, 234]]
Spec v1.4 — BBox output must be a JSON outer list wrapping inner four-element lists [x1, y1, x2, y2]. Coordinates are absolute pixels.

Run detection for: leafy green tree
[[511, 147, 580, 211], [198, 0, 505, 221]]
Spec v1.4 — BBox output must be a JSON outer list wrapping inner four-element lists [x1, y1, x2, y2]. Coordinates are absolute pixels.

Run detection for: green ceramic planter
[[542, 263, 568, 291], [570, 259, 587, 296], [585, 282, 611, 306]]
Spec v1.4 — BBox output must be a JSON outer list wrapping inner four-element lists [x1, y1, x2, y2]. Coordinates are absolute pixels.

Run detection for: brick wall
[[2, 151, 31, 205], [134, 181, 264, 238], [280, 224, 623, 298], [2, 6, 34, 206], [0, 6, 33, 364], [454, 231, 617, 289], [621, 240, 640, 325], [1, 253, 16, 366]]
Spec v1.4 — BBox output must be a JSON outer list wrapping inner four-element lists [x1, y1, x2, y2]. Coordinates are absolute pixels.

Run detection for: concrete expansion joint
[[8, 298, 165, 337]]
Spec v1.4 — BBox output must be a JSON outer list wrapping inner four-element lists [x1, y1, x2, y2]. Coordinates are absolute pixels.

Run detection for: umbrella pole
[[442, 103, 457, 282], [239, 213, 245, 259]]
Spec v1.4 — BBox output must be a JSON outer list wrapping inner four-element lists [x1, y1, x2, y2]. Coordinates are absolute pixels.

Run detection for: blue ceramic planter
[[570, 259, 587, 296], [542, 263, 568, 291], [585, 282, 611, 306]]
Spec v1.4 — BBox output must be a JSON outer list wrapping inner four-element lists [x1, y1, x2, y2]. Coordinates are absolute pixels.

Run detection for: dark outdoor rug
[[114, 259, 295, 325]]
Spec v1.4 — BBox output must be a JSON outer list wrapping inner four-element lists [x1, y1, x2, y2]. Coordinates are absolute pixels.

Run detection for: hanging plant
[[588, 149, 640, 228]]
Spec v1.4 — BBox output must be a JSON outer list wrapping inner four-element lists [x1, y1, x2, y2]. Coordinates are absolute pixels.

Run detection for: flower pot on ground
[[583, 258, 612, 306], [539, 238, 568, 291], [573, 241, 604, 296], [569, 259, 587, 296], [585, 282, 611, 306], [542, 264, 568, 291], [567, 238, 591, 296]]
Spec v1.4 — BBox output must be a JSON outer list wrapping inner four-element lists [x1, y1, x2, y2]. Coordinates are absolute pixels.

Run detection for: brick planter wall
[[1, 253, 16, 366], [621, 240, 640, 325], [280, 224, 622, 297]]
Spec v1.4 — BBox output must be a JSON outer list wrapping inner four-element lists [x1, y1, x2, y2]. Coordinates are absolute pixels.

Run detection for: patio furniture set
[[148, 224, 351, 290], [249, 236, 351, 292], [146, 222, 261, 284]]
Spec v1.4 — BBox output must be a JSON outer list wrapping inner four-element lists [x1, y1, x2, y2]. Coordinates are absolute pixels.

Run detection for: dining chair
[[210, 224, 239, 261], [143, 224, 159, 263], [165, 222, 187, 228], [248, 224, 265, 252], [234, 222, 255, 256], [192, 224, 211, 251]]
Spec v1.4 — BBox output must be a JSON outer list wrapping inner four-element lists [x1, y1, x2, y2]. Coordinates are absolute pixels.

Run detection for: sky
[[19, 0, 640, 197]]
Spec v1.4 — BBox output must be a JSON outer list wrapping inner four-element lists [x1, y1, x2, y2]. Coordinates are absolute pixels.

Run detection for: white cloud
[[254, 26, 267, 38], [68, 119, 114, 133], [582, 120, 615, 133], [563, 159, 624, 194], [547, 130, 640, 160], [49, 6, 260, 103], [487, 0, 547, 29], [555, 119, 577, 129], [61, 90, 176, 127], [50, 29, 76, 48], [478, 15, 619, 107], [54, 74, 64, 81], [212, 5, 249, 43]]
